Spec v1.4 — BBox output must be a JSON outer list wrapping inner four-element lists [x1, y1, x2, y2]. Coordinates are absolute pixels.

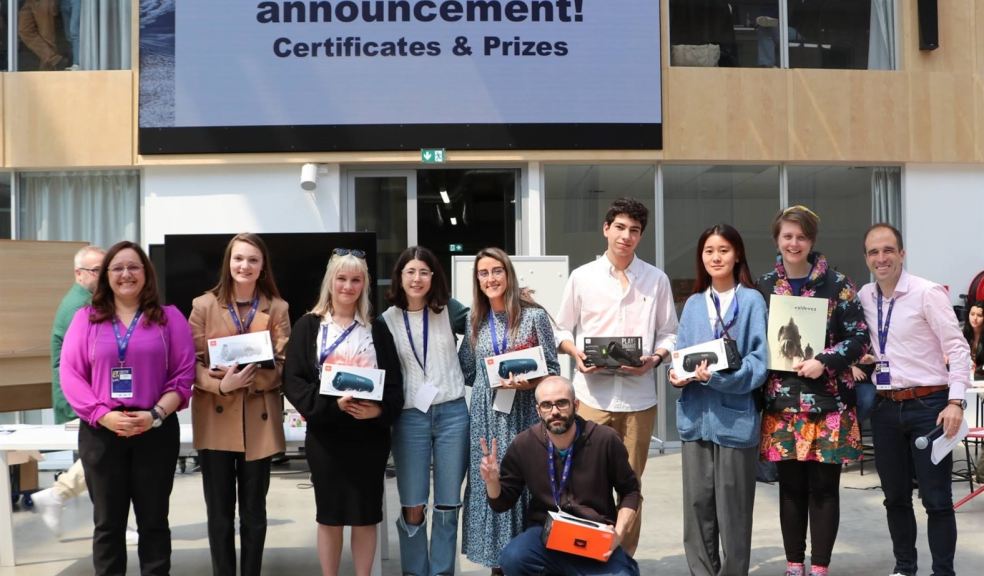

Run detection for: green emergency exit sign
[[421, 148, 446, 163]]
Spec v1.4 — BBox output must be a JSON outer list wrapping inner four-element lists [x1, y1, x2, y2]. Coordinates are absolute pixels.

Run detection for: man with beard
[[478, 376, 641, 575]]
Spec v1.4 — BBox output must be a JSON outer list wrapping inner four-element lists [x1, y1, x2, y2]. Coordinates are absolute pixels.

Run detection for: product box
[[484, 345, 548, 387], [541, 511, 614, 562], [671, 338, 731, 379], [583, 336, 644, 369], [320, 364, 386, 401], [207, 331, 275, 369]]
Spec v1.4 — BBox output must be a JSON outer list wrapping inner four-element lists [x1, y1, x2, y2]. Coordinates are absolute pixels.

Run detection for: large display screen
[[138, 0, 662, 153]]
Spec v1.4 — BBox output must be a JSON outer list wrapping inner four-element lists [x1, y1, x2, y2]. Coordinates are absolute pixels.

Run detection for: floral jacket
[[756, 252, 870, 414]]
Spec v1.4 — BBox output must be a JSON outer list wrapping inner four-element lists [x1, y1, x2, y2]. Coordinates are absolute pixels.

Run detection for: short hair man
[[32, 245, 105, 535], [555, 197, 678, 555], [479, 376, 641, 575], [860, 224, 970, 576]]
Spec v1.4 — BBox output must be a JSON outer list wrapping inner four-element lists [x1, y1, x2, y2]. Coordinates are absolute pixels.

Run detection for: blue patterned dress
[[459, 305, 559, 567]]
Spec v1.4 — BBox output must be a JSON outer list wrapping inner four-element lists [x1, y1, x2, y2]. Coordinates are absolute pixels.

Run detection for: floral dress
[[459, 306, 559, 567], [757, 252, 869, 464]]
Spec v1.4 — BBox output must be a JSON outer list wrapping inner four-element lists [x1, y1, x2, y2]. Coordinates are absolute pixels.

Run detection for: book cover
[[767, 295, 828, 372]]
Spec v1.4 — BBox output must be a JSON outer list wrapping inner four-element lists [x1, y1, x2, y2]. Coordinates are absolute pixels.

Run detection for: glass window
[[0, 174, 11, 238], [14, 0, 130, 71], [787, 165, 901, 287], [544, 165, 656, 270], [17, 170, 139, 245], [669, 0, 896, 70], [1, 1, 8, 71]]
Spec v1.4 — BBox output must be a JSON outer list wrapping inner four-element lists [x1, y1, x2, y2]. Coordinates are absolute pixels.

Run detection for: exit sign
[[421, 148, 446, 163], [449, 243, 463, 253]]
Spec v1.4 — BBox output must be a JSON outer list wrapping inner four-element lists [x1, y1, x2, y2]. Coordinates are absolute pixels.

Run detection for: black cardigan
[[282, 313, 404, 433]]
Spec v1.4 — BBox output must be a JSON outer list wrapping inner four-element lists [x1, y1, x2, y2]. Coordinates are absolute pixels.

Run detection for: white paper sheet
[[931, 418, 969, 465], [412, 381, 440, 413], [493, 388, 516, 414]]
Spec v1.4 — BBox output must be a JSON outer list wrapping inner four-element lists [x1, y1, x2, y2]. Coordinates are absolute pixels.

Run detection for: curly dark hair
[[604, 197, 649, 232]]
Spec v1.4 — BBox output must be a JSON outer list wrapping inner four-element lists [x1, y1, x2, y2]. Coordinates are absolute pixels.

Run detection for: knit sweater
[[674, 285, 769, 449]]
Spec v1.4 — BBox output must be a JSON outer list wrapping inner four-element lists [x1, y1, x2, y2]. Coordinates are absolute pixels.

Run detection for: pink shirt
[[60, 305, 196, 426], [859, 271, 971, 401]]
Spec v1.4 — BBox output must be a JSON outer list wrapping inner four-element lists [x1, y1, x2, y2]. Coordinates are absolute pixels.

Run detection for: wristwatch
[[948, 399, 967, 410], [150, 407, 164, 428]]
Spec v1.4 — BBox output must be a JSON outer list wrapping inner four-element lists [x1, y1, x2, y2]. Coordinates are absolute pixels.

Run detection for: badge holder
[[875, 360, 892, 391], [111, 367, 134, 399]]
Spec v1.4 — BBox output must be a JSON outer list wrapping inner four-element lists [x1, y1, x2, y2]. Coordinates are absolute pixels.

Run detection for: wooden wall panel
[[788, 70, 909, 162], [0, 240, 86, 394], [4, 71, 132, 168], [663, 67, 788, 161], [908, 72, 976, 162]]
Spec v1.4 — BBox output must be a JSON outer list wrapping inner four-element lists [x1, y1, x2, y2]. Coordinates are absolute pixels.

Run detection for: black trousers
[[199, 449, 272, 576], [79, 417, 179, 576], [776, 460, 843, 567]]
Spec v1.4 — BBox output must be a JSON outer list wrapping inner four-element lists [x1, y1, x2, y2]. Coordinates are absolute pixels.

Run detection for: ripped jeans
[[392, 398, 469, 576]]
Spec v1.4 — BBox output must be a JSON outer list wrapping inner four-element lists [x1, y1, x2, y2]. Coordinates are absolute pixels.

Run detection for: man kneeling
[[479, 376, 641, 575]]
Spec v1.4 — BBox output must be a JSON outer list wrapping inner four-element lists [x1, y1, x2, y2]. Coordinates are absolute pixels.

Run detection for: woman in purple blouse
[[60, 241, 196, 576]]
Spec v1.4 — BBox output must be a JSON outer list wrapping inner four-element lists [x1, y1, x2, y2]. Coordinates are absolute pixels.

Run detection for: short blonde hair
[[311, 253, 372, 324], [772, 205, 820, 243]]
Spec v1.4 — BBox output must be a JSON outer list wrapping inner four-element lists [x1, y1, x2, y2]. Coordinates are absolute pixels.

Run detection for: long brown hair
[[209, 233, 281, 305], [692, 224, 756, 294], [90, 241, 166, 326], [469, 247, 541, 346]]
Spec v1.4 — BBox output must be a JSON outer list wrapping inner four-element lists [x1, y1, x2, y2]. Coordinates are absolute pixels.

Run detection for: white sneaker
[[64, 64, 80, 71], [126, 529, 139, 545], [31, 488, 65, 537]]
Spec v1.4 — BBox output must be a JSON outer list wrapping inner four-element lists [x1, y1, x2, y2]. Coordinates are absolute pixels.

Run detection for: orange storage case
[[542, 511, 614, 562]]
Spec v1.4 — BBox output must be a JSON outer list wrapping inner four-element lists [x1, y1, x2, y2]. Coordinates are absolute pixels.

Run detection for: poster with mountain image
[[767, 295, 829, 372]]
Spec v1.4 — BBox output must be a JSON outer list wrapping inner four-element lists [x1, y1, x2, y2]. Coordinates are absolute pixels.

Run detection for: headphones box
[[583, 336, 643, 369], [542, 511, 614, 561], [207, 331, 275, 369], [671, 338, 730, 379]]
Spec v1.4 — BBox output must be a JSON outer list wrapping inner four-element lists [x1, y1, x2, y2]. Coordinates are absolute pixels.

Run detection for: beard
[[543, 412, 575, 435]]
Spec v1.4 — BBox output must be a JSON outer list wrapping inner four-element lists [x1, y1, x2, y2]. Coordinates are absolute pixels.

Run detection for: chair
[[954, 427, 984, 510]]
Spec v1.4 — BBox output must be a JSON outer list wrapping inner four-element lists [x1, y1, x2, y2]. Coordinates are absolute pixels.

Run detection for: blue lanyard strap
[[876, 286, 896, 356], [547, 423, 579, 510], [227, 297, 259, 335], [488, 309, 508, 356], [319, 321, 358, 365], [112, 311, 143, 365], [402, 308, 428, 373], [711, 288, 739, 339]]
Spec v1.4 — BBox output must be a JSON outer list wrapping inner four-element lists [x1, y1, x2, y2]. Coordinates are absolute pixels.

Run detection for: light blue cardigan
[[674, 286, 769, 449]]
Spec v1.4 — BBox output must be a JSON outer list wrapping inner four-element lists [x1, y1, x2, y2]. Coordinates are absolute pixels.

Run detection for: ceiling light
[[439, 188, 451, 204], [450, 217, 458, 226]]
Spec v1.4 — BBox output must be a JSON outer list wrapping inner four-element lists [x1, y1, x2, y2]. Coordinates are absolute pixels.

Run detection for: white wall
[[904, 164, 984, 305], [141, 164, 341, 245]]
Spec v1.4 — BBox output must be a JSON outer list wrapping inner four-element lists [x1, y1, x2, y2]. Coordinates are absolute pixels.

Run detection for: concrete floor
[[2, 451, 984, 575]]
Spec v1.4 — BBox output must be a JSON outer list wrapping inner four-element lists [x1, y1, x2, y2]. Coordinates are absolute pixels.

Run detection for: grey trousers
[[682, 440, 758, 576]]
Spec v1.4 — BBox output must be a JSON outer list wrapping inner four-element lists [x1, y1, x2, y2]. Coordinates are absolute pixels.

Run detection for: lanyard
[[547, 423, 579, 510], [319, 321, 358, 365], [402, 308, 428, 373], [488, 309, 508, 356], [710, 288, 739, 339], [227, 296, 259, 335], [876, 285, 896, 356], [112, 311, 143, 365]]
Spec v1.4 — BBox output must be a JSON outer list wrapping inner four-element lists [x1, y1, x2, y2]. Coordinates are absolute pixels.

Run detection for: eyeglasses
[[77, 267, 101, 274], [333, 248, 366, 259], [477, 267, 506, 280], [537, 399, 572, 412], [108, 264, 144, 276], [402, 268, 433, 279]]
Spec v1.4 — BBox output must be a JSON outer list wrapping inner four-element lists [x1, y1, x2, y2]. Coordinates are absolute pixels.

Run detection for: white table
[[0, 423, 323, 567]]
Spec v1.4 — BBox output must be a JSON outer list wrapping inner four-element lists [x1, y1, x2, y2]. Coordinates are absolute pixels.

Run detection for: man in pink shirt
[[860, 223, 970, 576]]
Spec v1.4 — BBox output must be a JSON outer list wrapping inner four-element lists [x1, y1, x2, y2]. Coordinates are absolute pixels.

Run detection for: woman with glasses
[[283, 248, 403, 576], [459, 247, 560, 574], [188, 233, 291, 576], [668, 224, 768, 576], [758, 206, 868, 576], [380, 246, 469, 576], [60, 241, 196, 576]]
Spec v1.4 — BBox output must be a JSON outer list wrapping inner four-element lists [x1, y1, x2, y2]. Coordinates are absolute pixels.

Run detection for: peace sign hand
[[479, 437, 502, 498]]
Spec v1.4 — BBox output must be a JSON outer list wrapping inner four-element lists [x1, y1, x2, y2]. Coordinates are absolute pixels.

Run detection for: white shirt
[[315, 316, 377, 368], [556, 254, 678, 411], [705, 286, 737, 336], [381, 305, 465, 409]]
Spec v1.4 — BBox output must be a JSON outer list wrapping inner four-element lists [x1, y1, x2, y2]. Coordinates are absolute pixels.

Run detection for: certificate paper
[[412, 381, 440, 413]]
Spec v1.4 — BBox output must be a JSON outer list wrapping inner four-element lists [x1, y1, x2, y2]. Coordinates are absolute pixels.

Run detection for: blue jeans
[[59, 0, 80, 66], [870, 390, 956, 576], [499, 526, 639, 576], [855, 381, 877, 423], [392, 398, 469, 576]]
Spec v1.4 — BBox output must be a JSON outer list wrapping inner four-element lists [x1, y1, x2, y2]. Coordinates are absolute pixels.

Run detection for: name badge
[[875, 360, 891, 390], [111, 367, 134, 399]]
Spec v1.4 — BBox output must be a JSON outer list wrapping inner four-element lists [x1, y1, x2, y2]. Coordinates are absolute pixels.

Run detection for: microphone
[[915, 424, 944, 449]]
